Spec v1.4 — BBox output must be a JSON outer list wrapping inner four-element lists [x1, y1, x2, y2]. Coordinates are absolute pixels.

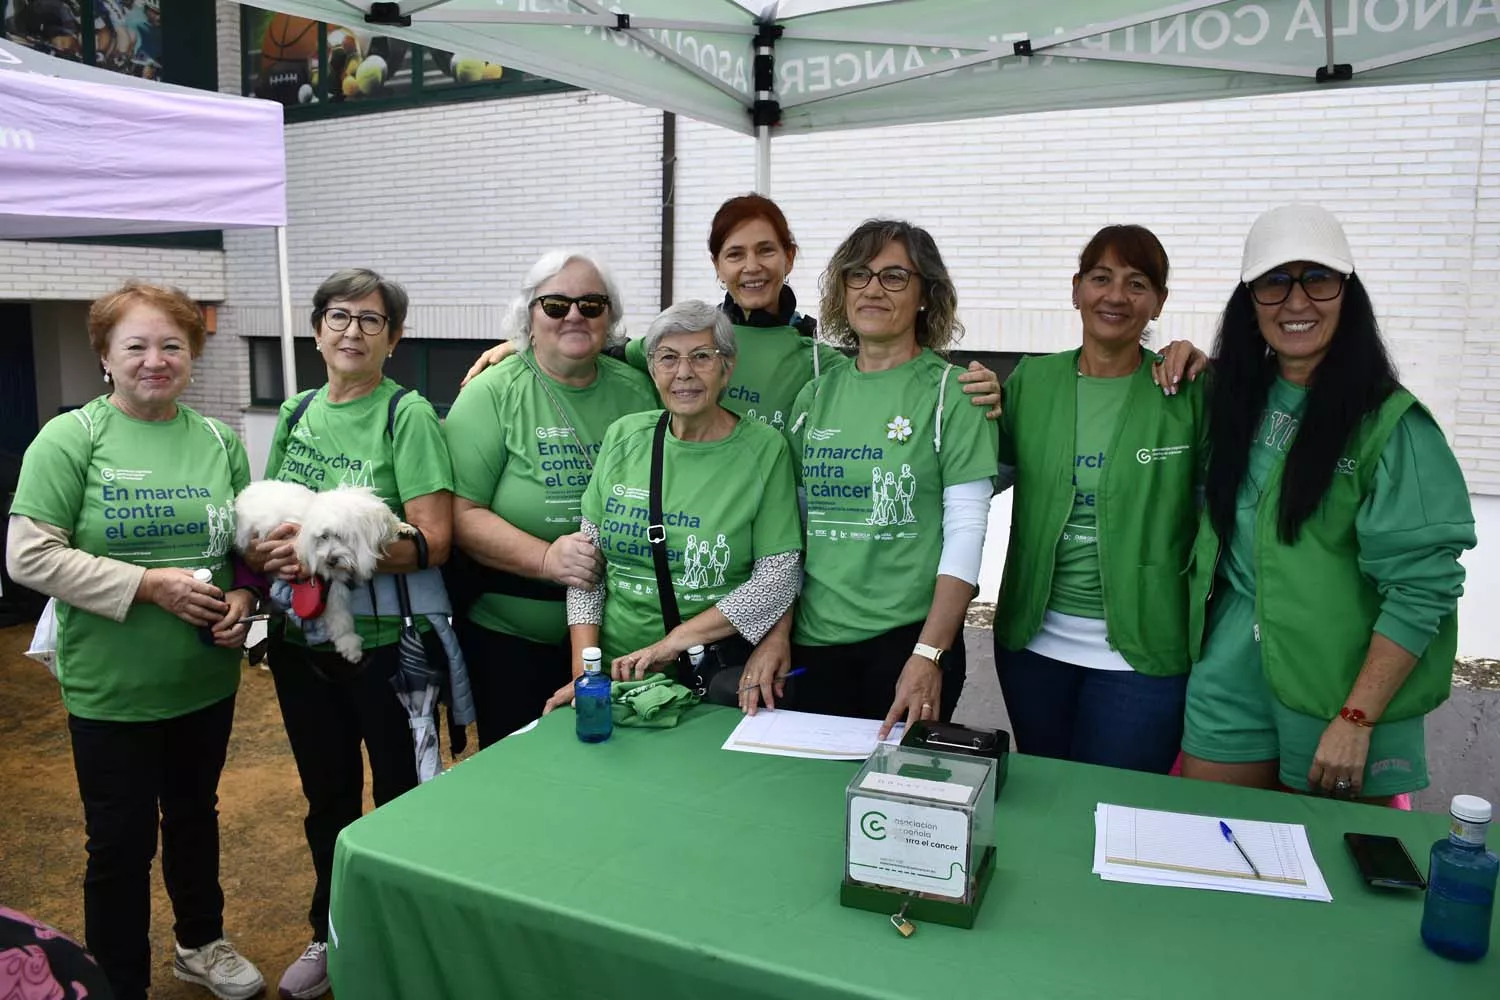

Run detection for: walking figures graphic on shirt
[[203, 501, 234, 558], [678, 532, 731, 589], [744, 409, 786, 430], [867, 464, 917, 526]]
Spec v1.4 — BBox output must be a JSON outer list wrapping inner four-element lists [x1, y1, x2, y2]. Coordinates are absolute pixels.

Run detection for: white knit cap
[[1240, 203, 1355, 283]]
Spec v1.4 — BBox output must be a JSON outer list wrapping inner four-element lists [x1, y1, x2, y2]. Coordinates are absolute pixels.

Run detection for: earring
[[718, 279, 728, 291], [387, 352, 394, 359], [190, 376, 196, 384], [102, 371, 111, 384]]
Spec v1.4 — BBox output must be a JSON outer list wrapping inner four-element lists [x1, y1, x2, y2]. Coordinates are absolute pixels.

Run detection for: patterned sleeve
[[717, 550, 802, 644], [566, 516, 605, 626]]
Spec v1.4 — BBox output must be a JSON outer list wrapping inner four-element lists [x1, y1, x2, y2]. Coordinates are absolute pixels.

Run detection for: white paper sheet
[[722, 709, 904, 760], [1092, 804, 1332, 902]]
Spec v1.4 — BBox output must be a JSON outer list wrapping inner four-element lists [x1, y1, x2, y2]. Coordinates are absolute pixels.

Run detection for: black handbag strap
[[648, 411, 681, 633], [648, 412, 694, 680]]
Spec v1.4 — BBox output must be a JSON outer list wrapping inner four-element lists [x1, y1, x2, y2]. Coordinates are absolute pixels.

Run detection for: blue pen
[[1219, 820, 1263, 879], [737, 667, 807, 693]]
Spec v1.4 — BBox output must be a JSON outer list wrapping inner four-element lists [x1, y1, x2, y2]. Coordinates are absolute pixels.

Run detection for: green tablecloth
[[327, 708, 1496, 999]]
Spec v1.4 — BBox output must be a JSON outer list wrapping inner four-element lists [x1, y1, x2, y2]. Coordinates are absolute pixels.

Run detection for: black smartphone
[[1344, 833, 1427, 890], [902, 721, 1004, 755]]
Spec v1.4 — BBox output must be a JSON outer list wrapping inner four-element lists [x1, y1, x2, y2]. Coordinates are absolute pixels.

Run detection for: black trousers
[[268, 635, 430, 942], [456, 617, 571, 749], [67, 694, 236, 1000], [792, 620, 965, 723]]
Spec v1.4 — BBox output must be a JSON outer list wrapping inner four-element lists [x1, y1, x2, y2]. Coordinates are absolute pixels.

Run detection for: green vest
[[994, 349, 1206, 675], [1186, 388, 1455, 722]]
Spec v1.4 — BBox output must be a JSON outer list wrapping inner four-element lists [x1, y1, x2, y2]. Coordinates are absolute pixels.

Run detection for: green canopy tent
[[251, 0, 1500, 191]]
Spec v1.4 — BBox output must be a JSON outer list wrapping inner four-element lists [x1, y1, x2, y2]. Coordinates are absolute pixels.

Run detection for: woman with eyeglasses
[[1181, 204, 1474, 803], [783, 220, 998, 736], [241, 268, 455, 999], [991, 225, 1207, 775], [542, 299, 802, 715], [444, 251, 659, 746]]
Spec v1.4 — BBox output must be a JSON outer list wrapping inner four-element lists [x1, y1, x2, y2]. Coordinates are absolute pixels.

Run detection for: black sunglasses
[[1247, 268, 1346, 306], [531, 293, 611, 320]]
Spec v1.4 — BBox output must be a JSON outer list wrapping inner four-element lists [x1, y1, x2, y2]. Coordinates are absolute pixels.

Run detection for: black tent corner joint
[[752, 20, 782, 129], [366, 3, 412, 28], [1013, 39, 1033, 57], [1316, 63, 1354, 83]]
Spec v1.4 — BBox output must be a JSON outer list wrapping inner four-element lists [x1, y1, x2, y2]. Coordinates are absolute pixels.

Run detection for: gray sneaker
[[277, 941, 330, 1000], [173, 938, 266, 1000]]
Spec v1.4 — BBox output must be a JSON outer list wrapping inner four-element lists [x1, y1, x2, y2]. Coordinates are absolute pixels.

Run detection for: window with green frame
[[248, 337, 484, 415], [241, 5, 571, 119]]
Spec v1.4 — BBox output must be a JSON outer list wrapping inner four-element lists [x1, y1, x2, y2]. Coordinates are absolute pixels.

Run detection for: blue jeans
[[994, 643, 1187, 774]]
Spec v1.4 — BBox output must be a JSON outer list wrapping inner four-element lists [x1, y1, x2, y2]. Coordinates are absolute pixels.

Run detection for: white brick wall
[[670, 80, 1500, 492]]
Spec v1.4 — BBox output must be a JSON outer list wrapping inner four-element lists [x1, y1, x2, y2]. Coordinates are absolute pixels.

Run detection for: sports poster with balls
[[244, 6, 524, 110]]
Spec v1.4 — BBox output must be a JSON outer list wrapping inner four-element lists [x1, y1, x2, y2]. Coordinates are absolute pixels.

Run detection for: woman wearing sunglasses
[[241, 268, 455, 999], [782, 220, 999, 736], [443, 251, 659, 747], [543, 300, 802, 714], [1181, 204, 1474, 803]]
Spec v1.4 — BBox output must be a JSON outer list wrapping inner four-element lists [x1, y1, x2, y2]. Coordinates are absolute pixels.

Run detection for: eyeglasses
[[650, 348, 724, 373], [531, 293, 611, 320], [845, 266, 915, 292], [1247, 268, 1346, 306], [319, 308, 389, 336]]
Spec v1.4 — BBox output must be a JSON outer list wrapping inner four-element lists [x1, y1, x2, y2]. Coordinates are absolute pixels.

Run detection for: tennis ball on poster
[[453, 58, 484, 84], [341, 74, 360, 98], [297, 83, 314, 104], [481, 62, 503, 81], [355, 54, 387, 95]]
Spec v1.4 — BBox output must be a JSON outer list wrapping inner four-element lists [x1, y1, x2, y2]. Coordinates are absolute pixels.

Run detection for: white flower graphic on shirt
[[886, 415, 912, 444]]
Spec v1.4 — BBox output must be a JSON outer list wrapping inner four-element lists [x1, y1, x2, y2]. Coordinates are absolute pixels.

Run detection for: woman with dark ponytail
[[1181, 204, 1475, 803]]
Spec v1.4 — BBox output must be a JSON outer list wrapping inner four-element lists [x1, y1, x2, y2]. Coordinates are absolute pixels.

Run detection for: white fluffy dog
[[234, 481, 414, 662]]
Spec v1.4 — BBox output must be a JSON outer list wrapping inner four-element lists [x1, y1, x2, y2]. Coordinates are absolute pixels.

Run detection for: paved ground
[[954, 621, 1500, 812]]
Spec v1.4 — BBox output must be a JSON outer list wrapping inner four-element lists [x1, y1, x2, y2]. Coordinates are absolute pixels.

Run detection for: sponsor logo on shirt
[[1135, 444, 1191, 464], [100, 467, 150, 483], [611, 483, 649, 501], [1335, 457, 1359, 476], [807, 427, 841, 442], [535, 426, 572, 439]]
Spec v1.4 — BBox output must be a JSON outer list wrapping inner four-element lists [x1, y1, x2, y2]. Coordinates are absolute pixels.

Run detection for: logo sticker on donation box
[[842, 744, 996, 928]]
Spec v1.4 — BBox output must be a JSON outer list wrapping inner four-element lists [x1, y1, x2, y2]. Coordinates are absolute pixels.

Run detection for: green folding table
[[327, 707, 1497, 998]]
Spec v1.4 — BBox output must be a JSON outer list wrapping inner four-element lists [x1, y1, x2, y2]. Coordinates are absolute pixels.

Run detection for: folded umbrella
[[390, 575, 443, 782]]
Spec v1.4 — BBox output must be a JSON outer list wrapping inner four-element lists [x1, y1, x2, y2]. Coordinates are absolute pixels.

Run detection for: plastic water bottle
[[193, 568, 217, 646], [686, 644, 707, 693], [575, 646, 612, 744], [1421, 794, 1497, 961]]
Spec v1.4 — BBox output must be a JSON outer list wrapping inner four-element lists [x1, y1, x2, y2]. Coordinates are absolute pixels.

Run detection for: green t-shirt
[[625, 323, 848, 424], [1047, 374, 1134, 618], [1225, 377, 1307, 599], [11, 398, 250, 722], [581, 411, 802, 662], [264, 377, 453, 650], [443, 352, 658, 643], [789, 349, 999, 646]]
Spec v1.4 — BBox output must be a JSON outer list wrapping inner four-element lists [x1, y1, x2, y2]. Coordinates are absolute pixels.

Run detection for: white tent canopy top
[[248, 0, 1500, 143]]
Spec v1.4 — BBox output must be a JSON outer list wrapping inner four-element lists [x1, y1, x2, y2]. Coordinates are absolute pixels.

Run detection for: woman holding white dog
[[242, 268, 453, 1000], [443, 250, 658, 747], [7, 282, 265, 1000]]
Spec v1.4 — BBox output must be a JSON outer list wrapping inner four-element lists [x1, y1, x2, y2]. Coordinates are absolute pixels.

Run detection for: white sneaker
[[277, 941, 330, 999], [173, 937, 266, 999]]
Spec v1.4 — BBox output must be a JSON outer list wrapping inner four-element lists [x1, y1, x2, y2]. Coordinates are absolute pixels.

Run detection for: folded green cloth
[[611, 672, 700, 728]]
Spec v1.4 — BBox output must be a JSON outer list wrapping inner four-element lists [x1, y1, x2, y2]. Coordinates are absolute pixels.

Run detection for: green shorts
[[1182, 588, 1428, 798]]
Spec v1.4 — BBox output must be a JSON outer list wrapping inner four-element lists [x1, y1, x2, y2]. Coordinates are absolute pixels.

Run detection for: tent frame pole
[[276, 226, 297, 401], [755, 126, 771, 194]]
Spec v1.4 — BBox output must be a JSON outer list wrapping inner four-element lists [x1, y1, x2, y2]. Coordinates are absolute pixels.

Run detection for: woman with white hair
[[544, 300, 803, 712], [444, 250, 658, 746]]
